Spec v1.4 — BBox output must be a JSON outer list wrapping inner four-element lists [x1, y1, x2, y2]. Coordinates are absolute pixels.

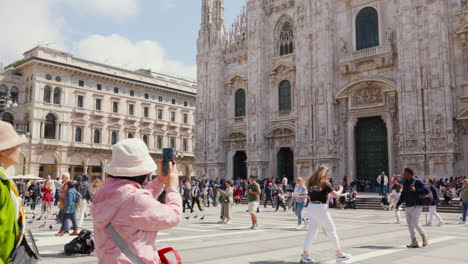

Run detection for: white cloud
[[0, 0, 66, 65], [73, 34, 196, 80], [66, 0, 140, 20]]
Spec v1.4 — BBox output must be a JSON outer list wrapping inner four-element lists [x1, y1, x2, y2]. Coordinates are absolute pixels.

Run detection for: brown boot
[[54, 231, 66, 237], [406, 237, 419, 248], [421, 234, 428, 247], [70, 230, 79, 236]]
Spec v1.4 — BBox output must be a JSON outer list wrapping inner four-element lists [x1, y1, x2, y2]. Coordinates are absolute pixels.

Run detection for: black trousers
[[191, 197, 203, 211], [264, 195, 274, 207], [276, 197, 286, 211], [183, 199, 192, 213]]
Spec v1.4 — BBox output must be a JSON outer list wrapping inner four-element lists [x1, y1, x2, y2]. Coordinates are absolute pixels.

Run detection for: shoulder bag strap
[[106, 223, 144, 264]]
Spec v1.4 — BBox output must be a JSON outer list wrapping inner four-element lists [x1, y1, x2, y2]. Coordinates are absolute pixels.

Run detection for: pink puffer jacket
[[92, 178, 182, 264]]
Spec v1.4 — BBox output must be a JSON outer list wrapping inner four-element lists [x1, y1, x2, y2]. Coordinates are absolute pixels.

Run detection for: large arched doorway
[[277, 147, 294, 183], [355, 116, 388, 182], [233, 151, 247, 180]]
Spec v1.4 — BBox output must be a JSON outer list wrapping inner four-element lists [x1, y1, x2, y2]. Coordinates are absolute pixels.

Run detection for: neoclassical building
[[1, 46, 196, 180], [195, 0, 468, 183]]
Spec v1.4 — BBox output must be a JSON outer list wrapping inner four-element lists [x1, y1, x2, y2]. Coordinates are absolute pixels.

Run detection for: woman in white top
[[389, 183, 401, 224], [300, 165, 351, 264]]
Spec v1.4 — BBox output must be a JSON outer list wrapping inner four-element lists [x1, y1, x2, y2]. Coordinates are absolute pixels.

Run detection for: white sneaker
[[225, 220, 231, 224], [396, 221, 401, 224], [295, 224, 302, 230], [336, 252, 351, 263], [217, 220, 225, 224], [299, 255, 316, 264]]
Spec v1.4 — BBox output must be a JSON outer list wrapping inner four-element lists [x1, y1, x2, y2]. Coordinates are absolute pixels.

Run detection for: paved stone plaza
[[29, 205, 467, 264]]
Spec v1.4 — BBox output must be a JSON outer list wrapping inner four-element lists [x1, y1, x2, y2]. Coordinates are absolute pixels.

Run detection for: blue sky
[[0, 0, 246, 79]]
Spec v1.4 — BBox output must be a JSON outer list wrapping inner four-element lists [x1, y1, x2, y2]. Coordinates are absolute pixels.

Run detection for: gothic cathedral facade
[[195, 0, 468, 183]]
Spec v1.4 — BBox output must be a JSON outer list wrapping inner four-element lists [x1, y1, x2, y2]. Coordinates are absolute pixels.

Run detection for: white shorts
[[248, 202, 259, 214]]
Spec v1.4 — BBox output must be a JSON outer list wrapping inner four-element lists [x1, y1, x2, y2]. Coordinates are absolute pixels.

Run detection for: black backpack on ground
[[64, 229, 94, 255]]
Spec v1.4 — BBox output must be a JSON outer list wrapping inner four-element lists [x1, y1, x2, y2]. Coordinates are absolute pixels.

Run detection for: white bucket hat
[[105, 138, 157, 177], [0, 121, 27, 151]]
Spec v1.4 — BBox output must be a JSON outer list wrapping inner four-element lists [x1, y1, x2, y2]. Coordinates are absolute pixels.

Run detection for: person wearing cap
[[92, 138, 182, 263], [0, 121, 28, 263]]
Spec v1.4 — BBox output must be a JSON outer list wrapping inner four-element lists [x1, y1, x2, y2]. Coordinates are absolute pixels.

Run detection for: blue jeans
[[295, 201, 305, 225], [462, 202, 468, 222], [60, 212, 78, 232]]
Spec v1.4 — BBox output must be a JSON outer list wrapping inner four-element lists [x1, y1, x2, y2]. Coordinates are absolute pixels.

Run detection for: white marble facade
[[195, 0, 468, 182]]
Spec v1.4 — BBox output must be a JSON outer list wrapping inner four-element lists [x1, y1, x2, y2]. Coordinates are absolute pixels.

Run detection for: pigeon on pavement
[[193, 215, 198, 219], [200, 215, 205, 220], [184, 216, 190, 220], [49, 225, 53, 231]]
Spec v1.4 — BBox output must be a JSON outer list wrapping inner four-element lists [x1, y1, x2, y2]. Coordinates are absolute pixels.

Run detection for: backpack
[[74, 190, 82, 205], [64, 229, 94, 255], [415, 180, 433, 206], [76, 182, 90, 201]]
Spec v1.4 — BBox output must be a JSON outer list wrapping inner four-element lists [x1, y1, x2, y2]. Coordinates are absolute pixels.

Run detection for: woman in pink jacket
[[92, 138, 182, 264]]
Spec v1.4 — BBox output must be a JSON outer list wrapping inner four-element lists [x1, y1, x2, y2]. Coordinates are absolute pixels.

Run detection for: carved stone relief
[[352, 86, 383, 106]]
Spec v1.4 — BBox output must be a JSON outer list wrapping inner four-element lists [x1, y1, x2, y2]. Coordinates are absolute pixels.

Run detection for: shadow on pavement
[[353, 245, 397, 250]]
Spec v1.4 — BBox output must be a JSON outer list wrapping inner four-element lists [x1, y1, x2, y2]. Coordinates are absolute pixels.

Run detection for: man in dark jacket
[[396, 168, 430, 248], [264, 182, 274, 208], [426, 179, 444, 226]]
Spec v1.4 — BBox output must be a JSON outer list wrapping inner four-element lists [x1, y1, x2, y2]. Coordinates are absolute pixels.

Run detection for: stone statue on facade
[[386, 27, 393, 43], [340, 37, 347, 53]]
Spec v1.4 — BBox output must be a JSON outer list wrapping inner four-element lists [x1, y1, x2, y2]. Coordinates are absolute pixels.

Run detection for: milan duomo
[[195, 0, 468, 183]]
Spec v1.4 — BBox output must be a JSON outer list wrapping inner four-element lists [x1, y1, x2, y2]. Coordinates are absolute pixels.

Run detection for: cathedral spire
[[201, 0, 213, 26], [213, 0, 224, 28]]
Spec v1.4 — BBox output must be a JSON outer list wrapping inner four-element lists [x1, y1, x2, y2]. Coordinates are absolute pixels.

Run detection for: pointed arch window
[[94, 129, 101, 144], [356, 7, 379, 50], [53, 87, 61, 104], [44, 114, 56, 139], [235, 89, 246, 117], [75, 127, 82, 142], [143, 134, 149, 145], [43, 86, 51, 103], [278, 80, 291, 111], [278, 21, 294, 56]]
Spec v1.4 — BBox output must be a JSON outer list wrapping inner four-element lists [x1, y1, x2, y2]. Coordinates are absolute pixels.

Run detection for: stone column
[[382, 113, 394, 178], [347, 116, 358, 180]]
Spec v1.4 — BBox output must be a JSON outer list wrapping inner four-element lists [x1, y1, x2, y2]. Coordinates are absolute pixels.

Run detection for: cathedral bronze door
[[355, 117, 388, 181], [233, 151, 247, 180], [277, 148, 294, 183]]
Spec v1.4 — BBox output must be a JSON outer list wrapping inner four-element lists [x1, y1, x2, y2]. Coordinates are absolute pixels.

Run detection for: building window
[[114, 87, 119, 94], [157, 109, 163, 120], [356, 7, 379, 50], [75, 127, 82, 142], [77, 95, 84, 108], [130, 90, 135, 96], [94, 129, 101, 144], [111, 131, 118, 145], [143, 135, 148, 145], [97, 84, 102, 90], [78, 80, 84, 87], [144, 107, 149, 118], [113, 102, 119, 113], [45, 74, 52, 80], [95, 98, 102, 110], [53, 87, 61, 104], [278, 80, 291, 111], [44, 114, 56, 139], [1, 112, 14, 125], [183, 139, 188, 152], [183, 113, 188, 124], [129, 104, 135, 115], [144, 93, 149, 99], [55, 76, 61, 82], [171, 99, 176, 104], [235, 89, 246, 117], [10, 87, 19, 103], [128, 132, 134, 139], [158, 96, 163, 102], [43, 86, 51, 103], [278, 21, 294, 56], [184, 101, 188, 107], [170, 137, 175, 149], [170, 111, 176, 122], [157, 136, 162, 149], [0, 85, 7, 97]]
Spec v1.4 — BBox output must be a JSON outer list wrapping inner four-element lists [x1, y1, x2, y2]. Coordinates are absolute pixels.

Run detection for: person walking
[[377, 172, 388, 196], [53, 176, 62, 207], [426, 179, 444, 226], [92, 138, 182, 263], [182, 182, 193, 213], [459, 179, 468, 225], [300, 165, 351, 263], [274, 184, 286, 212], [396, 168, 430, 248], [389, 183, 402, 224], [57, 173, 70, 224], [75, 174, 91, 229], [191, 181, 204, 212], [234, 185, 243, 204], [218, 180, 234, 224], [293, 177, 308, 229], [55, 181, 79, 236], [28, 181, 41, 214], [264, 182, 274, 208], [247, 175, 261, 230], [38, 180, 54, 221]]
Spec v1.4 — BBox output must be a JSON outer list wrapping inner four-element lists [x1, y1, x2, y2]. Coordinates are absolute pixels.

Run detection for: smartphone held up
[[162, 148, 175, 176]]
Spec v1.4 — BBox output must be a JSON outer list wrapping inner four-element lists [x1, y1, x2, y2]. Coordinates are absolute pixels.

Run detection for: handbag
[[8, 230, 40, 264], [106, 223, 182, 264]]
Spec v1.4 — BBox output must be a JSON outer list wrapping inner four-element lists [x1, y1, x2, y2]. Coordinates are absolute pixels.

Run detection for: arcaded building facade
[[195, 0, 468, 182], [1, 46, 196, 180]]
